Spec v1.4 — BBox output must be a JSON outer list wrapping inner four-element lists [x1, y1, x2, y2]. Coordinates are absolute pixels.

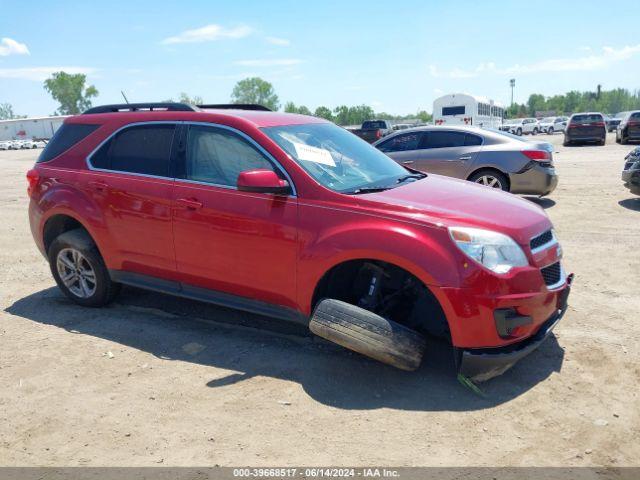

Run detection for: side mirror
[[237, 169, 291, 195]]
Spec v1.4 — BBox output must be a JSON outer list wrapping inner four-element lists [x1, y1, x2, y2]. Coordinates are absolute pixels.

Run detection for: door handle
[[402, 160, 414, 164], [458, 155, 472, 161], [89, 181, 108, 192], [177, 198, 203, 210]]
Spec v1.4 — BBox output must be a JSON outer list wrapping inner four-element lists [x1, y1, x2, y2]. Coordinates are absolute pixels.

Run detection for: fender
[[296, 214, 464, 315], [33, 167, 114, 263]]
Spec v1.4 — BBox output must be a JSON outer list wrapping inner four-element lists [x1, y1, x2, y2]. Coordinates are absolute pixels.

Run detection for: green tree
[[416, 110, 432, 123], [333, 105, 350, 125], [347, 105, 375, 125], [284, 102, 312, 115], [179, 92, 204, 105], [0, 102, 18, 120], [527, 93, 547, 116], [231, 77, 280, 111], [43, 72, 98, 115], [314, 106, 333, 121]]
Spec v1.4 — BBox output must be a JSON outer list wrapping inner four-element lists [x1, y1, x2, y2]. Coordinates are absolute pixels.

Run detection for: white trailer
[[433, 93, 504, 129], [0, 116, 69, 141]]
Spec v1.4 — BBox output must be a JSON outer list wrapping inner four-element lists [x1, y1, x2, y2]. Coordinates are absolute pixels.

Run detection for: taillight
[[26, 169, 39, 197], [522, 150, 551, 161], [592, 122, 605, 127], [376, 129, 382, 139]]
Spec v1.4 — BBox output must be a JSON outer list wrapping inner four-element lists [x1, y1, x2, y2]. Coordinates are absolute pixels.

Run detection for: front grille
[[530, 230, 553, 250], [541, 262, 562, 286]]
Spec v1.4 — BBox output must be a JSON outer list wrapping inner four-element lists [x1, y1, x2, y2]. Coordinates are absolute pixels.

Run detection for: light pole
[[510, 79, 515, 107]]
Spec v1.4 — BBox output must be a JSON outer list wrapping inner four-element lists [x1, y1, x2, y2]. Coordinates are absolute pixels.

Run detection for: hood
[[361, 175, 551, 245]]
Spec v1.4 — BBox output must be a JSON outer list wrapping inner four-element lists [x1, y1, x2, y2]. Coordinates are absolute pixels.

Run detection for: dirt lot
[[1, 134, 639, 467]]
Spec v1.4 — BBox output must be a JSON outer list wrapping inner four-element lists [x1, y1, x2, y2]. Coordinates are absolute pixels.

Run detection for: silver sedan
[[372, 126, 558, 196]]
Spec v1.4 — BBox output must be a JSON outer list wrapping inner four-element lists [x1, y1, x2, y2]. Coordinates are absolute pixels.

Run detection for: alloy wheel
[[56, 248, 97, 298], [475, 175, 503, 189]]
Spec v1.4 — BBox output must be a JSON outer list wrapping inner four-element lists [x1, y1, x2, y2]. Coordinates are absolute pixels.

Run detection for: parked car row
[[0, 139, 47, 150], [499, 117, 568, 136]]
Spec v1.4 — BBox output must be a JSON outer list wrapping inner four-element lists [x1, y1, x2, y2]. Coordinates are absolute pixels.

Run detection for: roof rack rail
[[197, 103, 272, 112], [83, 103, 197, 114]]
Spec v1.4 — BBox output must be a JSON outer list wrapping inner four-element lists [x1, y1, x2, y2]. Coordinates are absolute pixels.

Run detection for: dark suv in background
[[616, 110, 640, 144], [563, 112, 606, 146]]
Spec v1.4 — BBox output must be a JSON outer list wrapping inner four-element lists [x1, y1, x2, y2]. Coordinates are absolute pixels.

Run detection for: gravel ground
[[1, 133, 638, 467]]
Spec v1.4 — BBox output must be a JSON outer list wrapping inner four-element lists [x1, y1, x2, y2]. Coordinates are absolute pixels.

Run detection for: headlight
[[448, 227, 529, 274]]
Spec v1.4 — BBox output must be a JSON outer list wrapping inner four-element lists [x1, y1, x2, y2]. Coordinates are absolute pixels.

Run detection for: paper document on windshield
[[292, 142, 336, 167]]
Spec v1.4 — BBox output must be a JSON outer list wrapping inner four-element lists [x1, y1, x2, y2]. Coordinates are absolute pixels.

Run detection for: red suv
[[27, 103, 571, 381]]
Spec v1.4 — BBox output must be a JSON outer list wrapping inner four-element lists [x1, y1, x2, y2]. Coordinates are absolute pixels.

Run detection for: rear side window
[[90, 124, 176, 177], [421, 131, 466, 149], [377, 132, 422, 152], [37, 123, 99, 163], [571, 114, 603, 123], [442, 106, 465, 116], [464, 133, 483, 146]]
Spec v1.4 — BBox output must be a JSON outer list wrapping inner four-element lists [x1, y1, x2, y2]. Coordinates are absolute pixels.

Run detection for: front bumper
[[458, 275, 572, 382], [510, 164, 558, 196]]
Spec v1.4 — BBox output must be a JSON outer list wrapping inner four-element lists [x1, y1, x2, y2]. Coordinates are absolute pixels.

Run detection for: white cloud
[[266, 36, 290, 46], [233, 58, 301, 67], [428, 45, 640, 78], [162, 24, 252, 45], [0, 37, 30, 56], [0, 66, 97, 81]]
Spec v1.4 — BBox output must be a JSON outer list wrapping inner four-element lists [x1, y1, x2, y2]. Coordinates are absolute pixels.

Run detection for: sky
[[1, 0, 640, 117]]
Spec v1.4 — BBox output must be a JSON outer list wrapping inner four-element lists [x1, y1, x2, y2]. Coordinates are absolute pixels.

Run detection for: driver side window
[[185, 125, 275, 187]]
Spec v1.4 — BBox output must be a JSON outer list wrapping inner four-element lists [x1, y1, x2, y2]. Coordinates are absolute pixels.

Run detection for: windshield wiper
[[346, 186, 394, 195], [395, 173, 425, 184]]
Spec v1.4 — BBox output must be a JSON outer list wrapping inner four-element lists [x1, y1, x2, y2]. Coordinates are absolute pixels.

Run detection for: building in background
[[0, 116, 68, 141]]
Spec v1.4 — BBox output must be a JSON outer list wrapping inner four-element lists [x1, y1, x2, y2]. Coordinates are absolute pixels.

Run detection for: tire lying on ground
[[309, 298, 426, 371]]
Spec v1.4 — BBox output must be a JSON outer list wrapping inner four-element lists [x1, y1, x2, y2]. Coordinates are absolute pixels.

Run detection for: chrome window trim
[[85, 121, 179, 181], [85, 120, 297, 196]]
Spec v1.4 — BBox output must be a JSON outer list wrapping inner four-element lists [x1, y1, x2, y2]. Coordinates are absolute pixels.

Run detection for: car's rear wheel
[[49, 228, 120, 307], [469, 170, 509, 191], [621, 131, 628, 144], [516, 128, 522, 136]]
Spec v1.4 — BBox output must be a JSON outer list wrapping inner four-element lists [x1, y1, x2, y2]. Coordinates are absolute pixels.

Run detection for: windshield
[[262, 123, 417, 194], [541, 117, 555, 122]]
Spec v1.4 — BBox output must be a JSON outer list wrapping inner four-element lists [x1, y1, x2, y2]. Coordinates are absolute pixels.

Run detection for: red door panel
[[172, 182, 298, 309], [83, 171, 176, 278]]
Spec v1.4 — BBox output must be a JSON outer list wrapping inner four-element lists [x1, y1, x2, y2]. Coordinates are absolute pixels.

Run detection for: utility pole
[[510, 79, 516, 107]]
